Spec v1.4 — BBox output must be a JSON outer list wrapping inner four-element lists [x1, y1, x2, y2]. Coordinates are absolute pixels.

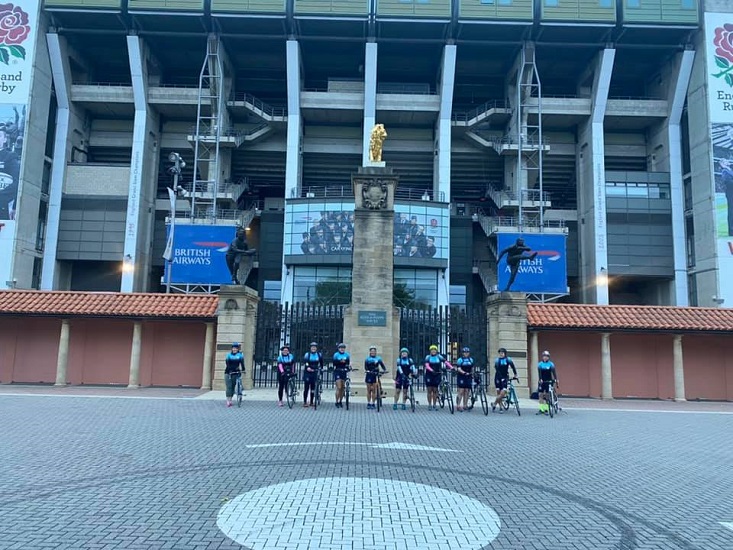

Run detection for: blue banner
[[164, 225, 236, 285], [496, 233, 567, 294]]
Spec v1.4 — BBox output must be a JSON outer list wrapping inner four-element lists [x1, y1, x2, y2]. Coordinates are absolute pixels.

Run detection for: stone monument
[[342, 124, 400, 393]]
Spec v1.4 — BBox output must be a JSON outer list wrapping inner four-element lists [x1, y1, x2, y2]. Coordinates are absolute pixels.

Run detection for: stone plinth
[[344, 166, 400, 393], [487, 292, 529, 398], [214, 285, 259, 391]]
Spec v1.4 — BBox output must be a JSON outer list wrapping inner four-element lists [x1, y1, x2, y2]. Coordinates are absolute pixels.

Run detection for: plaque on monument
[[357, 310, 388, 327]]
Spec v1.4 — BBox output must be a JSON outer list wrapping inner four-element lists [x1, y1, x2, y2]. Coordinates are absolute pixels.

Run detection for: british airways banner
[[497, 233, 568, 294], [164, 225, 235, 285]]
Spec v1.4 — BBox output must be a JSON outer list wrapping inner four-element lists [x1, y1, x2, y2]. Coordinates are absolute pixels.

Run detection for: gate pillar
[[344, 164, 401, 393], [487, 292, 529, 398], [214, 285, 259, 391]]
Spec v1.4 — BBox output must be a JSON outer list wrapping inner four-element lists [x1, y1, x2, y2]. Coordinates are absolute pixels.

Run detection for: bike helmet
[[309, 342, 318, 347], [369, 345, 377, 351], [542, 350, 550, 357], [231, 342, 240, 348], [462, 347, 470, 353], [400, 347, 409, 354], [337, 343, 346, 348], [498, 347, 507, 354], [429, 344, 439, 351], [280, 344, 290, 351]]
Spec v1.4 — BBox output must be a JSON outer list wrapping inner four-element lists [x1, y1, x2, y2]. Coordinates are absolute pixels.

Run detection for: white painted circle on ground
[[217, 477, 500, 550]]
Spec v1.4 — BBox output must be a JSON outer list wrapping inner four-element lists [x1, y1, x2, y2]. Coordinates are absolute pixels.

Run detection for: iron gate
[[399, 306, 488, 390], [252, 302, 344, 388]]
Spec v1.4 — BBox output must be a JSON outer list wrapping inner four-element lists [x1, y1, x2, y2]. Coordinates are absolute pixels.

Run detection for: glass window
[[293, 266, 352, 306], [627, 0, 640, 8], [545, 0, 558, 6], [600, 0, 612, 6], [394, 269, 438, 309], [681, 0, 694, 9], [449, 285, 466, 309], [498, 0, 512, 4], [480, 0, 494, 4], [626, 183, 648, 197]]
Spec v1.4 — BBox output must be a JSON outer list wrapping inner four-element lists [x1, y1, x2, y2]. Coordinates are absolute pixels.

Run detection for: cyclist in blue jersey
[[537, 350, 558, 415], [276, 344, 295, 407], [224, 343, 244, 408], [492, 347, 518, 412], [364, 346, 387, 409], [455, 347, 475, 412], [332, 343, 351, 408], [424, 344, 449, 411], [394, 347, 416, 410], [302, 342, 323, 408]]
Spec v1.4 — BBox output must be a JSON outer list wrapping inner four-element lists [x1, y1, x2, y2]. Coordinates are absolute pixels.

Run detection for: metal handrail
[[298, 186, 446, 202], [452, 100, 510, 122], [230, 91, 287, 117]]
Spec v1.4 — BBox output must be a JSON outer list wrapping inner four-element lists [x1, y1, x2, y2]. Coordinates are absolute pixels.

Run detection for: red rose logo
[[0, 3, 29, 46], [713, 24, 733, 88]]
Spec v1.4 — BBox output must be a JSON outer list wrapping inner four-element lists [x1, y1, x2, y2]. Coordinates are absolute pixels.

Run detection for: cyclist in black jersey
[[455, 347, 475, 412], [302, 342, 323, 408], [224, 343, 244, 408], [492, 347, 518, 412], [393, 348, 416, 410]]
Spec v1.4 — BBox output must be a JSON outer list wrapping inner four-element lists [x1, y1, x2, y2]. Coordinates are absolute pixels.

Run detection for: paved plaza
[[0, 388, 732, 550]]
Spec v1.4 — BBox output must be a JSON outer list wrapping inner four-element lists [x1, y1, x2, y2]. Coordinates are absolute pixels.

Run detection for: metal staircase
[[190, 36, 225, 222]]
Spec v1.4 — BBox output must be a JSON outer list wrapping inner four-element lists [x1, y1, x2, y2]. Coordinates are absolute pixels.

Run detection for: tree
[[393, 282, 429, 309]]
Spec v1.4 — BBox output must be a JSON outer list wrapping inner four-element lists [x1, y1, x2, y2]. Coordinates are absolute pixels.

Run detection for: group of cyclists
[[223, 342, 559, 415]]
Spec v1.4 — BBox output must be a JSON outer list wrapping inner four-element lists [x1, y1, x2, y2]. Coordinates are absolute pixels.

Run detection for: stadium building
[[4, 0, 733, 308]]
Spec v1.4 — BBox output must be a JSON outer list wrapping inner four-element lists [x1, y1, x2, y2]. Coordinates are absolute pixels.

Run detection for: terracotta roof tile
[[528, 303, 733, 333], [0, 291, 219, 319]]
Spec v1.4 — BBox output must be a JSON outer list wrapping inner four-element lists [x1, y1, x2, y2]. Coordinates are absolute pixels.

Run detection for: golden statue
[[369, 124, 387, 163]]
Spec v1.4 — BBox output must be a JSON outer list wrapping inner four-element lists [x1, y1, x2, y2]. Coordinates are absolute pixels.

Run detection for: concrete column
[[673, 334, 686, 402], [434, 44, 456, 203], [600, 332, 613, 399], [284, 40, 302, 199], [362, 42, 378, 166], [55, 319, 71, 386], [201, 322, 215, 390], [42, 34, 72, 290], [122, 36, 159, 292], [578, 49, 615, 304], [529, 330, 539, 391], [128, 321, 142, 388], [666, 51, 695, 305], [487, 293, 529, 397]]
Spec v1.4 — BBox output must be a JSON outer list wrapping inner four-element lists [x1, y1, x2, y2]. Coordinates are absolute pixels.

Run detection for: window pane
[[627, 0, 640, 8], [545, 0, 558, 6]]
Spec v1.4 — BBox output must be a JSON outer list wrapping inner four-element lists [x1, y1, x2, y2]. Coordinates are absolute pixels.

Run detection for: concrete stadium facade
[[5, 0, 732, 308]]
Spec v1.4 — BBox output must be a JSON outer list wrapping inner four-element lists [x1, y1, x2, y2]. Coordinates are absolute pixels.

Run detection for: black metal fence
[[252, 302, 344, 388], [252, 303, 488, 391]]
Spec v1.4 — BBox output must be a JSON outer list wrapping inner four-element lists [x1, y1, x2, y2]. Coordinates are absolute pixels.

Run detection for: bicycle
[[285, 372, 298, 409], [313, 367, 324, 411], [234, 372, 244, 408], [468, 368, 489, 416], [374, 370, 387, 412], [343, 368, 358, 411], [547, 380, 560, 418], [438, 367, 454, 414], [501, 376, 521, 416], [407, 374, 418, 413]]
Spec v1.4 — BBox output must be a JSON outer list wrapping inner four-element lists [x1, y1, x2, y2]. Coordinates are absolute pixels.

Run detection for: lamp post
[[163, 152, 185, 294]]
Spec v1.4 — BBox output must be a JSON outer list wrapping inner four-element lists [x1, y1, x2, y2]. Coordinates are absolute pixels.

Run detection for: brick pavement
[[0, 392, 731, 549]]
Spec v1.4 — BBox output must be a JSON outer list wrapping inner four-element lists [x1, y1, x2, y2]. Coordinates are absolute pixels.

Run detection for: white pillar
[[578, 49, 615, 305], [284, 40, 302, 199], [42, 34, 72, 290], [122, 36, 157, 292], [673, 334, 686, 402], [202, 322, 215, 390], [667, 51, 695, 306], [600, 332, 613, 399], [128, 321, 142, 388], [529, 331, 539, 390], [55, 319, 70, 386], [434, 44, 456, 203], [362, 41, 378, 166]]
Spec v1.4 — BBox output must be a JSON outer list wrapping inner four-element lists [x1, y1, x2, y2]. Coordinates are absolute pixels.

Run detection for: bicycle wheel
[[236, 379, 243, 408], [345, 380, 350, 411], [501, 388, 510, 411], [314, 381, 322, 410], [376, 390, 382, 412], [548, 390, 555, 418], [479, 386, 489, 416], [286, 377, 296, 409], [409, 384, 415, 413], [438, 382, 446, 408], [510, 387, 520, 416], [446, 384, 454, 414]]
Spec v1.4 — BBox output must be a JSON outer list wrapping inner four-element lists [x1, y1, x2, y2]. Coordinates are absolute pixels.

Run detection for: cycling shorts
[[394, 374, 410, 389], [365, 372, 378, 385], [424, 371, 441, 388], [333, 369, 348, 381], [539, 380, 553, 393], [456, 375, 472, 389], [494, 377, 508, 391]]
